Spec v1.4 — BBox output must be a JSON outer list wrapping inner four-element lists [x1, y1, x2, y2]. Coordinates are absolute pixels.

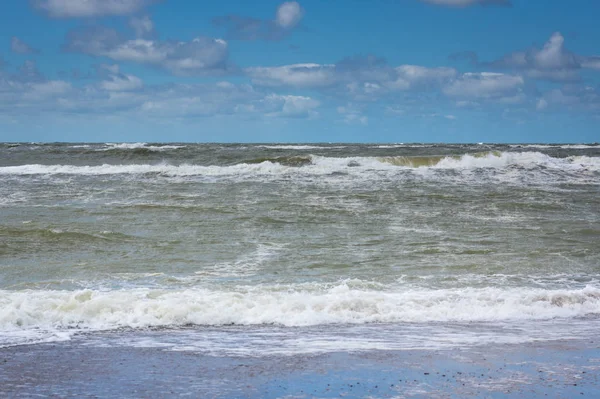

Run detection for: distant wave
[[257, 145, 349, 150], [244, 155, 313, 166], [509, 144, 600, 149], [99, 143, 187, 152], [377, 151, 600, 169], [1, 152, 598, 177]]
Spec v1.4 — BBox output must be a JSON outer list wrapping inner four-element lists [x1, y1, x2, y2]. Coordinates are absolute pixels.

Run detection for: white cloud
[[275, 2, 303, 29], [161, 38, 229, 75], [128, 84, 261, 118], [536, 98, 548, 111], [532, 85, 600, 113], [443, 72, 524, 99], [581, 57, 600, 70], [337, 105, 368, 125], [11, 37, 39, 54], [100, 73, 143, 91], [344, 114, 368, 125], [246, 61, 457, 100], [533, 32, 577, 70], [64, 27, 230, 75], [486, 32, 599, 82], [105, 39, 165, 63], [393, 65, 457, 89], [33, 0, 158, 17], [542, 89, 581, 106], [129, 15, 155, 38], [0, 65, 322, 121], [213, 1, 304, 41], [22, 80, 73, 100], [247, 64, 336, 88], [265, 94, 319, 118], [396, 65, 457, 82]]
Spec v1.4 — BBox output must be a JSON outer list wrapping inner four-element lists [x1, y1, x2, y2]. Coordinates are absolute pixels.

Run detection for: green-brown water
[[1, 142, 599, 353]]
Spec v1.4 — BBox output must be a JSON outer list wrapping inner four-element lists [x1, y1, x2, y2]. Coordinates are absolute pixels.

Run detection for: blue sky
[[1, 0, 599, 143]]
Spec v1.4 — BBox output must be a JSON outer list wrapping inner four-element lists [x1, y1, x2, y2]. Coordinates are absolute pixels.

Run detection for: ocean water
[[1, 142, 599, 355]]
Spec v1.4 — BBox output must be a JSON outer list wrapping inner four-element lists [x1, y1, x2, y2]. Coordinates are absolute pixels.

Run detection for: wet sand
[[1, 337, 599, 398]]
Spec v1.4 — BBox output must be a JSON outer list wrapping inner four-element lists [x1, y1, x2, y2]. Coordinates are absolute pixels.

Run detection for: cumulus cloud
[[265, 94, 319, 118], [136, 84, 259, 117], [393, 65, 457, 89], [490, 32, 578, 79], [213, 1, 303, 41], [246, 63, 336, 88], [20, 80, 73, 101], [275, 2, 303, 29], [246, 56, 457, 101], [129, 15, 155, 39], [536, 85, 600, 112], [337, 105, 368, 125], [420, 0, 511, 7], [11, 37, 40, 54], [0, 61, 73, 107], [246, 55, 599, 111], [483, 32, 600, 82], [32, 0, 159, 18], [100, 73, 143, 91], [63, 26, 230, 75], [442, 72, 524, 100], [0, 62, 319, 120], [533, 33, 578, 69]]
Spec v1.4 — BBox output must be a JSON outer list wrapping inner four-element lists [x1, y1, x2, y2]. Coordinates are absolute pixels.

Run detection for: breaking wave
[[1, 284, 598, 341], [99, 143, 186, 152], [244, 155, 313, 167], [0, 152, 598, 177]]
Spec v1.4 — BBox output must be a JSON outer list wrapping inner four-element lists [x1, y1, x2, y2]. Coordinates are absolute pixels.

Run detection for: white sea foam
[[568, 155, 600, 168], [257, 145, 348, 150], [430, 151, 585, 170], [100, 143, 186, 151], [374, 144, 428, 148], [1, 284, 599, 338], [0, 152, 597, 179], [510, 144, 600, 149]]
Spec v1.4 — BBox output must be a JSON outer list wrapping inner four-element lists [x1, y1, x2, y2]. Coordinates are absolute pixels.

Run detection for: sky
[[1, 0, 599, 143]]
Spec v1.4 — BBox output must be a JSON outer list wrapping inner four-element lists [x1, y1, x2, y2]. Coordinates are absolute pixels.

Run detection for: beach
[[2, 333, 599, 398]]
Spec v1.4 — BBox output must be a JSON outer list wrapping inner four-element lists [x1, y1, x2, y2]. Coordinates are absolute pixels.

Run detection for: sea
[[1, 142, 599, 356]]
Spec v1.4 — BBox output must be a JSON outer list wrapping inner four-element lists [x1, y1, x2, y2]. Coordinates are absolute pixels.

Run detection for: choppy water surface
[[1, 142, 599, 353]]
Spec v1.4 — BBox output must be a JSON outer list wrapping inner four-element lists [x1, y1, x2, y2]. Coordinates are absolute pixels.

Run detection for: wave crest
[[0, 152, 598, 177], [1, 284, 599, 333]]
